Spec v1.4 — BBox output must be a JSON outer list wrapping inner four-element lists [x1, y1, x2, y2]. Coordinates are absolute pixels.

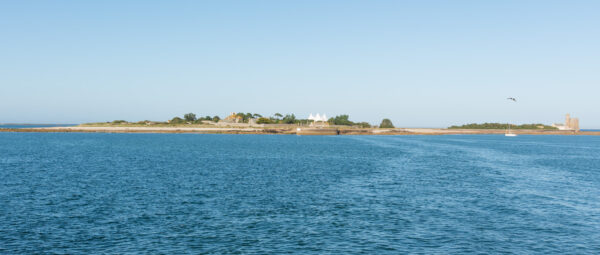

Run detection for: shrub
[[329, 115, 353, 125], [356, 122, 371, 128], [448, 123, 558, 130], [256, 117, 273, 124], [170, 117, 185, 124], [379, 119, 394, 128]]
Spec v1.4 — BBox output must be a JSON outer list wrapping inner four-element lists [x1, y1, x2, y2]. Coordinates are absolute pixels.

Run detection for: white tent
[[308, 113, 328, 122]]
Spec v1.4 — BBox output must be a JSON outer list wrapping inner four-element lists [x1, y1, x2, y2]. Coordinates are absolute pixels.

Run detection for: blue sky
[[1, 1, 599, 127]]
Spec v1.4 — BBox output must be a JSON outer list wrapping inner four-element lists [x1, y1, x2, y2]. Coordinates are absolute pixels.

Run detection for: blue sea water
[[1, 133, 599, 254], [0, 124, 77, 129]]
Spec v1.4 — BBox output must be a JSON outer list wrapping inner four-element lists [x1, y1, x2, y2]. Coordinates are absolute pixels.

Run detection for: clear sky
[[1, 1, 599, 128]]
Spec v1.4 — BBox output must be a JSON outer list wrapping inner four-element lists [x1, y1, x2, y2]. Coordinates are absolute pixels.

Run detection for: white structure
[[552, 123, 569, 130], [308, 113, 328, 122], [308, 113, 329, 127], [552, 114, 580, 131]]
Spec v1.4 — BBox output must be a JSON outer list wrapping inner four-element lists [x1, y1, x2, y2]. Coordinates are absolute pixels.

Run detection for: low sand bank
[[1, 126, 599, 136]]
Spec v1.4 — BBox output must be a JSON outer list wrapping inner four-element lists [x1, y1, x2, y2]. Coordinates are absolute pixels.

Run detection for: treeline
[[106, 112, 396, 128], [254, 113, 298, 124], [325, 114, 371, 128], [167, 113, 221, 124], [449, 123, 557, 130]]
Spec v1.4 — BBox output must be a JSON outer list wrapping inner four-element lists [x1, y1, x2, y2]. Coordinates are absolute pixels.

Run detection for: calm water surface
[[0, 124, 77, 129], [1, 133, 599, 254]]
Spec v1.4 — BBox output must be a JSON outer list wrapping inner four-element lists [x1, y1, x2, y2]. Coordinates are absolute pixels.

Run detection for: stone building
[[553, 114, 580, 131]]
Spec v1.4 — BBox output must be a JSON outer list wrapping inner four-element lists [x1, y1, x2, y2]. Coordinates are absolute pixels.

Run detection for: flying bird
[[507, 97, 517, 102]]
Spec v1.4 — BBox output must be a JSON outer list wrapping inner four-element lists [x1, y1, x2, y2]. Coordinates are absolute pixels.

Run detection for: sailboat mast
[[505, 97, 517, 136]]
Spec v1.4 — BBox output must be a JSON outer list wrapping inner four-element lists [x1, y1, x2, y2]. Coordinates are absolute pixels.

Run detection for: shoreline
[[1, 126, 599, 136]]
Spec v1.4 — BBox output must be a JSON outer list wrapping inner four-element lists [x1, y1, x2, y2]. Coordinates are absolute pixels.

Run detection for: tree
[[256, 117, 273, 124], [282, 114, 296, 124], [170, 117, 185, 124], [253, 113, 262, 119], [184, 113, 197, 122], [274, 113, 283, 119], [236, 112, 245, 120], [379, 119, 394, 128], [245, 113, 253, 122], [330, 115, 353, 125], [212, 116, 221, 122]]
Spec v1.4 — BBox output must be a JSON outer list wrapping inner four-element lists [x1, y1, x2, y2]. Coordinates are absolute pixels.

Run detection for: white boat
[[505, 98, 518, 137], [505, 122, 517, 137]]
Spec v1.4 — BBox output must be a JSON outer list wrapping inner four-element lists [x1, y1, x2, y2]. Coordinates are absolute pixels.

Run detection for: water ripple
[[1, 133, 599, 254]]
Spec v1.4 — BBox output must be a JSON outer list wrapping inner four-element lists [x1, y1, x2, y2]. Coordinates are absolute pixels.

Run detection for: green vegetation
[[254, 113, 302, 124], [328, 115, 353, 125], [449, 123, 558, 130], [282, 114, 297, 124], [256, 117, 273, 124], [184, 113, 197, 122], [355, 122, 371, 128], [87, 112, 381, 128], [379, 119, 394, 128], [233, 112, 263, 123], [170, 117, 185, 124], [327, 114, 371, 127]]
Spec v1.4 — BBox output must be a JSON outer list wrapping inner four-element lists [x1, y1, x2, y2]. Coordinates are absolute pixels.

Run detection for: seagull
[[507, 97, 517, 102]]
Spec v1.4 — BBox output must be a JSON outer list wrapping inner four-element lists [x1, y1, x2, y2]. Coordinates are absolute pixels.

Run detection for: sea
[[1, 133, 599, 254], [0, 124, 77, 129]]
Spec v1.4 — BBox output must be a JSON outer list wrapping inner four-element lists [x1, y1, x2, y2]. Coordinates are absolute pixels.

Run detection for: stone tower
[[570, 118, 580, 131]]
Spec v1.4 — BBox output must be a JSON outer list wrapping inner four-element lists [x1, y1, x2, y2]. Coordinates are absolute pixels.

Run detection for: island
[[1, 112, 597, 136]]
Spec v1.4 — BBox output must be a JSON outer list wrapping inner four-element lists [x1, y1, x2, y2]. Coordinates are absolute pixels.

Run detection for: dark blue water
[[1, 133, 599, 254], [0, 124, 77, 129]]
